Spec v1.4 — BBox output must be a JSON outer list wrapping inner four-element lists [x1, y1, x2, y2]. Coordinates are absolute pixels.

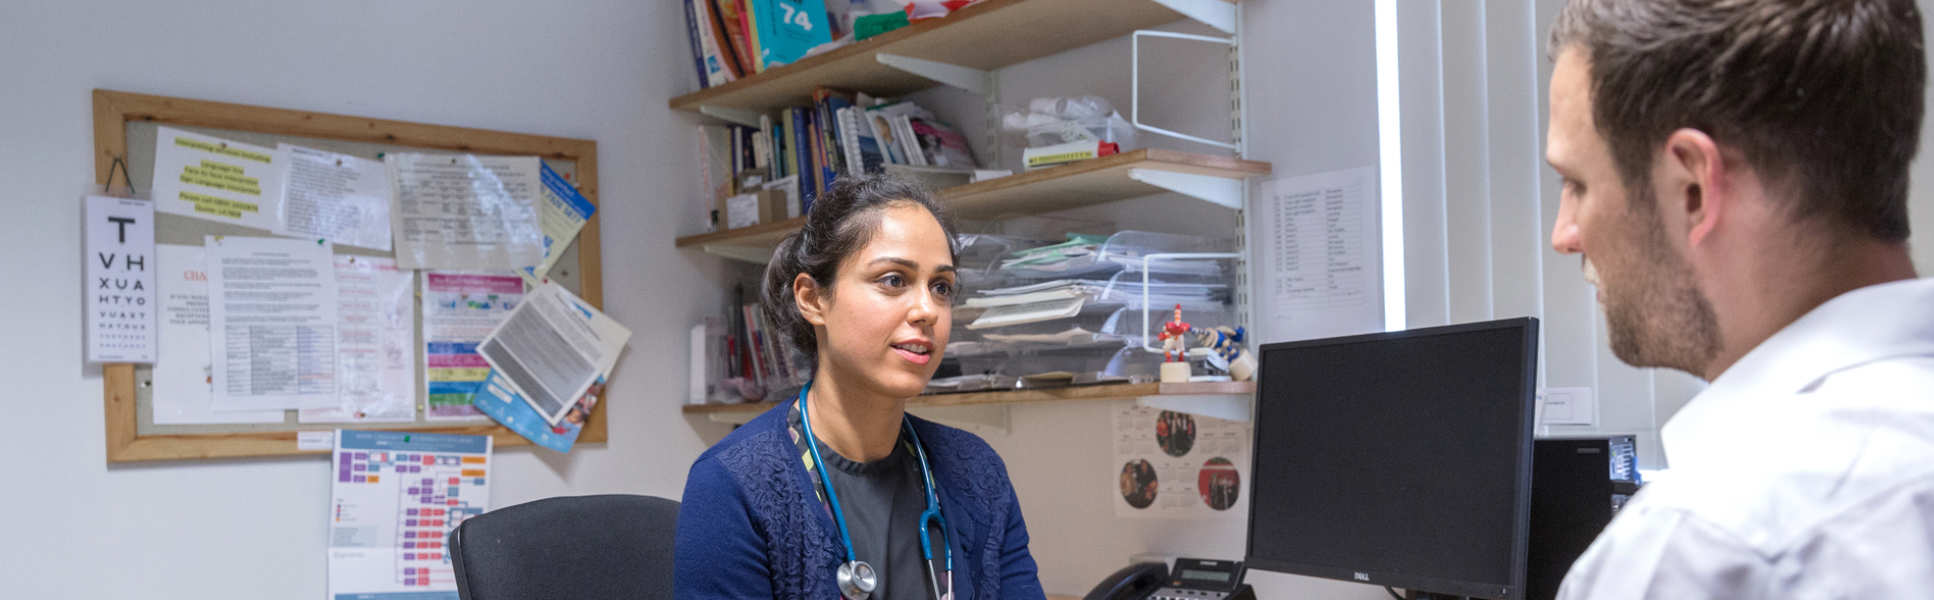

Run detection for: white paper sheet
[[386, 153, 544, 270], [1254, 166, 1383, 342], [476, 283, 631, 426], [205, 235, 340, 411], [275, 145, 393, 251], [300, 256, 416, 423], [85, 195, 157, 363], [153, 244, 284, 424], [152, 126, 284, 231], [1113, 404, 1251, 518], [421, 271, 524, 421], [328, 430, 491, 599]]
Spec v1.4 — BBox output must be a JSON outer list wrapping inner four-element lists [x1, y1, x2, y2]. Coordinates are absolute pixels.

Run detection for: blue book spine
[[682, 0, 709, 88], [791, 107, 815, 214]]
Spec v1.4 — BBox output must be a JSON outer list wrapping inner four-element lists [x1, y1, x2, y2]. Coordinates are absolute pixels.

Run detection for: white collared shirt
[[1558, 278, 1934, 600]]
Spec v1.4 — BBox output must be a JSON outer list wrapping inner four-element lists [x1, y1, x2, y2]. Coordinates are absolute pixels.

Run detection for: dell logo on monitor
[[1354, 572, 1370, 581]]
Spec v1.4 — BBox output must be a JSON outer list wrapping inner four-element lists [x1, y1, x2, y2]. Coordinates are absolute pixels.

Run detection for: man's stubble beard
[[1600, 187, 1724, 377]]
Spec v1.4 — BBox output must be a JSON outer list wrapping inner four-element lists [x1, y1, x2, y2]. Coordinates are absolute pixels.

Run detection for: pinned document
[[386, 153, 544, 270], [205, 235, 340, 412], [520, 163, 595, 285], [476, 283, 631, 427], [327, 430, 491, 599], [152, 127, 284, 231], [275, 144, 394, 252]]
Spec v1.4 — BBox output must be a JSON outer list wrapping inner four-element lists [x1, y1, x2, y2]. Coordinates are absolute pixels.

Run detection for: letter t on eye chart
[[205, 235, 341, 411]]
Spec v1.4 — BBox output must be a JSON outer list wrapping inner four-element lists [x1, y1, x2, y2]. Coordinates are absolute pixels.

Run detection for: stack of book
[[696, 91, 979, 231], [683, 0, 835, 89]]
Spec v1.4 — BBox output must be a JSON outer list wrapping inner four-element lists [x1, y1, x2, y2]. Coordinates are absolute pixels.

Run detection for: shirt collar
[[1662, 278, 1934, 468]]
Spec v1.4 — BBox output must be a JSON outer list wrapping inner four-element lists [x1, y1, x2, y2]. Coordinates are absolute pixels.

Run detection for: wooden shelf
[[683, 380, 1254, 416], [669, 0, 1210, 113], [675, 149, 1270, 261]]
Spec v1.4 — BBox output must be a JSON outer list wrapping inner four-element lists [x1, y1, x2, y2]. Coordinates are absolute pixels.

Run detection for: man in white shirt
[[1543, 0, 1934, 597]]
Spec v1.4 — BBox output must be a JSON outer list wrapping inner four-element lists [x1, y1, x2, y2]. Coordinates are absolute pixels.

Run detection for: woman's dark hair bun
[[759, 174, 957, 365]]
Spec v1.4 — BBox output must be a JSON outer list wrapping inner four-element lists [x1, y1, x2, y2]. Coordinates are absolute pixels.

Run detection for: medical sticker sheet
[[1112, 404, 1251, 518], [328, 430, 492, 600], [421, 272, 523, 420], [152, 126, 284, 231]]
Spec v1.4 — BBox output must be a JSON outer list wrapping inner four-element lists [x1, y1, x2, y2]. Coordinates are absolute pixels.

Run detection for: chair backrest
[[449, 494, 680, 600]]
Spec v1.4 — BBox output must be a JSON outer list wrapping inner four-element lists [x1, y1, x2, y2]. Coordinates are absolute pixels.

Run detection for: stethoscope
[[798, 382, 953, 600]]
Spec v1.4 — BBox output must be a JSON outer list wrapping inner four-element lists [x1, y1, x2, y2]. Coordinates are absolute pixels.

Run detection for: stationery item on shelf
[[1023, 139, 1120, 171], [327, 430, 492, 598], [85, 195, 157, 363], [421, 271, 525, 420], [386, 153, 544, 271], [274, 144, 393, 252], [205, 235, 340, 412], [837, 105, 886, 175], [972, 169, 1012, 183], [300, 256, 416, 424], [521, 163, 596, 285], [745, 0, 833, 71], [925, 373, 1018, 394], [152, 244, 284, 424], [962, 286, 1085, 308], [966, 294, 1085, 330], [980, 326, 1119, 346], [1002, 95, 1137, 148], [863, 100, 936, 165], [152, 126, 285, 231]]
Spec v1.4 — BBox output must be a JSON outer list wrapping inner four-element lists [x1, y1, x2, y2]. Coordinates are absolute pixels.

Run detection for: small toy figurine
[[1158, 304, 1191, 362], [1157, 304, 1193, 383], [1192, 326, 1258, 381]]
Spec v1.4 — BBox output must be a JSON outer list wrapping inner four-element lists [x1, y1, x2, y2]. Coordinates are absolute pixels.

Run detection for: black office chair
[[449, 494, 680, 600]]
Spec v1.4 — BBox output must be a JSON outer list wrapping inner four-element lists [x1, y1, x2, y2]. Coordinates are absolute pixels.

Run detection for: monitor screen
[[1246, 318, 1537, 600]]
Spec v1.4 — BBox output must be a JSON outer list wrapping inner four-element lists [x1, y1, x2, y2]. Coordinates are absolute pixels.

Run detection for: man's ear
[[794, 273, 828, 326], [1661, 128, 1726, 247]]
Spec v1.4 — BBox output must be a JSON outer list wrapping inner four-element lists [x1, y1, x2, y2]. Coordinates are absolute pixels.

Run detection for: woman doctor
[[674, 175, 1045, 600]]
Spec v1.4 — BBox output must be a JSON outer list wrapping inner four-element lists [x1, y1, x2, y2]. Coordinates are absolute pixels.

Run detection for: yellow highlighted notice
[[174, 137, 272, 163]]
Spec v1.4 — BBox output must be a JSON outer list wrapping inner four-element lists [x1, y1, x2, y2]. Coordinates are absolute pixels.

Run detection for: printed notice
[[1113, 404, 1250, 518], [84, 195, 157, 363], [328, 430, 491, 600], [477, 283, 630, 426], [1255, 166, 1383, 342], [276, 144, 393, 252], [205, 235, 340, 411], [153, 244, 284, 424], [153, 126, 284, 231], [520, 162, 596, 285], [386, 154, 544, 271], [421, 272, 523, 420], [300, 257, 416, 423]]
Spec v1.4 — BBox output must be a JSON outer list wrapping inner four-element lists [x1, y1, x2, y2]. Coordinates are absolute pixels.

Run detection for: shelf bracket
[[1127, 168, 1243, 209], [1136, 392, 1252, 422], [698, 105, 762, 128], [1132, 30, 1241, 151], [1151, 0, 1237, 34], [906, 403, 1010, 437], [877, 53, 993, 95]]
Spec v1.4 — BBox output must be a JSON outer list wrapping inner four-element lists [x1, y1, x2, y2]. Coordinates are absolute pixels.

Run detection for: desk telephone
[[1085, 557, 1254, 600]]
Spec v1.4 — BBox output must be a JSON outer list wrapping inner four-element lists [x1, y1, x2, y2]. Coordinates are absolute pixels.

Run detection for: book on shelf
[[688, 0, 738, 88], [711, 0, 756, 77], [745, 0, 834, 71]]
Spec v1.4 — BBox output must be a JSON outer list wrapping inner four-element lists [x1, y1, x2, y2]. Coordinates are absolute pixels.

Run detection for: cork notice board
[[94, 89, 605, 463]]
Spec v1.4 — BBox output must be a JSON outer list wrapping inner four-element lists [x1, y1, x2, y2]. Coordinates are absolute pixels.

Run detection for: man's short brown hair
[[1550, 0, 1924, 240]]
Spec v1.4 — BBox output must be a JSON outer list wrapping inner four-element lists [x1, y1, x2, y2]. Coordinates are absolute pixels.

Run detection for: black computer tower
[[1525, 437, 1639, 600]]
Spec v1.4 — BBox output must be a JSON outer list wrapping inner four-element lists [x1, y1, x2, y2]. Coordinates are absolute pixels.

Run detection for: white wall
[[0, 1, 736, 597]]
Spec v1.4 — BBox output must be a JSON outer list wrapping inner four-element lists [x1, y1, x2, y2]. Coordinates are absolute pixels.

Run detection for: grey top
[[819, 432, 942, 600]]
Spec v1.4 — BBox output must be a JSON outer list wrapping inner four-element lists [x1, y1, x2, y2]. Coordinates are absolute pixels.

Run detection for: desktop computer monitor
[[1245, 318, 1539, 600]]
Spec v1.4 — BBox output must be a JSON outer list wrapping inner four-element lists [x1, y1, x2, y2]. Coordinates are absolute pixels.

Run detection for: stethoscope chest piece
[[837, 559, 878, 599]]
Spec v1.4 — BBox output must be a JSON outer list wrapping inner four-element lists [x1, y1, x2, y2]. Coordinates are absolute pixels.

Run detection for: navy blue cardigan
[[674, 403, 1045, 599]]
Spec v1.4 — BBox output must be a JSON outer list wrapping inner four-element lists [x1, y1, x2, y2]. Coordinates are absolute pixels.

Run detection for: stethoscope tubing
[[799, 382, 953, 599]]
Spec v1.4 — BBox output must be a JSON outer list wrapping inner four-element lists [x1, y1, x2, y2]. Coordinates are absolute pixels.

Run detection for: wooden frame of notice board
[[94, 89, 605, 463]]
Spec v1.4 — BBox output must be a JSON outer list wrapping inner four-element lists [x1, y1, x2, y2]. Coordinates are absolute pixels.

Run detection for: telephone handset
[[1085, 557, 1254, 600]]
